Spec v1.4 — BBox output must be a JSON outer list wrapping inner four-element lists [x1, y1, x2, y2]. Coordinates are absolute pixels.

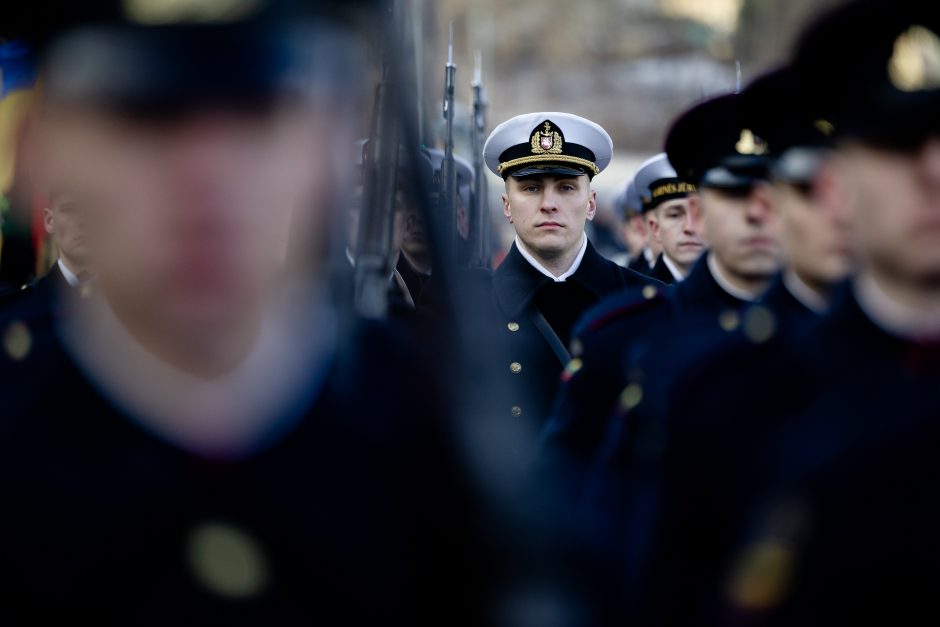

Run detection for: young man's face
[[349, 188, 407, 260], [771, 176, 854, 288], [649, 197, 706, 268], [37, 101, 343, 334], [401, 201, 427, 258], [700, 184, 782, 280], [502, 174, 596, 259], [43, 190, 92, 269], [827, 138, 940, 287]]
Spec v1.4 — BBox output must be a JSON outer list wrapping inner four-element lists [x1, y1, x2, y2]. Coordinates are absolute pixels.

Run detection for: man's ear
[[43, 207, 55, 235], [502, 192, 512, 222], [630, 214, 647, 235], [648, 212, 662, 244], [585, 189, 597, 221]]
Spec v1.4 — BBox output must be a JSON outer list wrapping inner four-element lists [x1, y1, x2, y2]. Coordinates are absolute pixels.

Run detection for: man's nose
[[539, 189, 559, 212], [745, 184, 774, 223], [918, 137, 940, 190]]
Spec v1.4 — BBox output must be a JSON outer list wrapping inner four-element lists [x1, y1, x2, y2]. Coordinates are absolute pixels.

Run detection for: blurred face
[[43, 190, 92, 269], [348, 187, 406, 260], [649, 197, 705, 270], [621, 214, 648, 257], [37, 101, 342, 356], [402, 202, 428, 258], [771, 178, 854, 288], [502, 174, 596, 260], [700, 184, 782, 281], [826, 139, 940, 288]]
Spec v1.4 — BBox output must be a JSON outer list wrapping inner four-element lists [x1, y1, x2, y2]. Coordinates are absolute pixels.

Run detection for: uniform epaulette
[[574, 283, 669, 339]]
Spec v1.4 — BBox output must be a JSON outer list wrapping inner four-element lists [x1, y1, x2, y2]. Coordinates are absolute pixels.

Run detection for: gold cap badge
[[735, 129, 768, 156], [888, 25, 940, 92], [530, 121, 563, 155]]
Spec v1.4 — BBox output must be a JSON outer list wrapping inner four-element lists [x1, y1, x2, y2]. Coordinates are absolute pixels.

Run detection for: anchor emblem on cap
[[735, 129, 768, 156], [530, 121, 564, 155]]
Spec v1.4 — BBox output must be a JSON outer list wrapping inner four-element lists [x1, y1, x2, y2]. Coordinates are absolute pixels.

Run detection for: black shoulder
[[572, 282, 670, 341], [617, 263, 665, 288], [417, 267, 493, 312]]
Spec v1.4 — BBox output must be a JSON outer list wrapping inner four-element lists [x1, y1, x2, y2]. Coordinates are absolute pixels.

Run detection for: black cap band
[[643, 177, 696, 211]]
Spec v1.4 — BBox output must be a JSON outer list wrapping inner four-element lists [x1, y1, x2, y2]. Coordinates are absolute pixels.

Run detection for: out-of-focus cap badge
[[888, 25, 940, 93]]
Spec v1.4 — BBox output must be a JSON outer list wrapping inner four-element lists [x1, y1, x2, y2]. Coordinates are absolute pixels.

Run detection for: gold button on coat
[[510, 362, 522, 374]]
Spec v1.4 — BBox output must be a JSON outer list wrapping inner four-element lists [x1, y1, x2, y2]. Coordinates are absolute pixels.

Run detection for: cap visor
[[701, 159, 769, 188], [509, 165, 587, 178], [772, 147, 825, 185]]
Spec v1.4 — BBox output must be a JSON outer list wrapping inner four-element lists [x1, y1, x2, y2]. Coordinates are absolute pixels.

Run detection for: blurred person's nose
[[746, 183, 774, 224]]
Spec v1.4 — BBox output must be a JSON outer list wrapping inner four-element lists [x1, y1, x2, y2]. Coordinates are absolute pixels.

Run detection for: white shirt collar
[[57, 258, 81, 288], [783, 270, 827, 314], [854, 273, 940, 340], [707, 253, 760, 302], [643, 247, 656, 266], [59, 285, 337, 459], [662, 254, 687, 282], [515, 233, 588, 282]]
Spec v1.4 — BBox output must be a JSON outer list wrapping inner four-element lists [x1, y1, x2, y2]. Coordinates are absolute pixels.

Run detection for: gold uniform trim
[[497, 154, 600, 175]]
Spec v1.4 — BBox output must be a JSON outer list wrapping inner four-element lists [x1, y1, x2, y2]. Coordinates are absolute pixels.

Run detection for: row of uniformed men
[[1, 0, 938, 622], [494, 1, 940, 624]]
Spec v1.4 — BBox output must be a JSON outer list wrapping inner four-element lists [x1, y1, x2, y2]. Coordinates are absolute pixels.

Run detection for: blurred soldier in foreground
[[634, 153, 703, 285], [748, 67, 856, 332], [0, 2, 483, 623]]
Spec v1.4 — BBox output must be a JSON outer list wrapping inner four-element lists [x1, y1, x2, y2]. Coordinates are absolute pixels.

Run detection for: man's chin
[[402, 243, 428, 257], [673, 247, 705, 266], [737, 258, 781, 280]]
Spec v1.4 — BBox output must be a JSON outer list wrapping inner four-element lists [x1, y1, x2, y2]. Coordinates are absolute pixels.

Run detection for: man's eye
[[560, 185, 575, 192], [523, 186, 539, 192]]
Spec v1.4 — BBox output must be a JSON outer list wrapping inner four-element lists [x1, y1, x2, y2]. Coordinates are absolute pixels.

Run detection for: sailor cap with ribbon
[[633, 152, 696, 212], [483, 111, 613, 179]]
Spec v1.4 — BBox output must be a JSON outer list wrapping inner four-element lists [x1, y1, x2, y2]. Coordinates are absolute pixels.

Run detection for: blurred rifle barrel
[[354, 28, 401, 318], [441, 22, 458, 262], [469, 49, 489, 268]]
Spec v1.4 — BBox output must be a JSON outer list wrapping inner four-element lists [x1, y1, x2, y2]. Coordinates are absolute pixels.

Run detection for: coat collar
[[675, 252, 752, 313], [760, 273, 820, 331], [33, 262, 70, 296], [650, 254, 677, 286], [493, 239, 621, 318]]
